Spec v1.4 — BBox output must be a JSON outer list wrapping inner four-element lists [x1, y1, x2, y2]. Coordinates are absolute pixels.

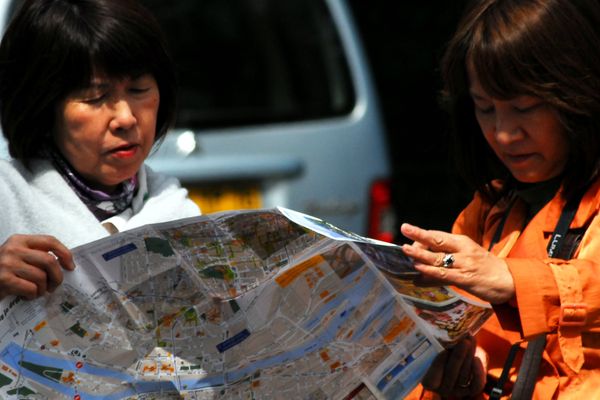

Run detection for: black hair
[[0, 0, 177, 162]]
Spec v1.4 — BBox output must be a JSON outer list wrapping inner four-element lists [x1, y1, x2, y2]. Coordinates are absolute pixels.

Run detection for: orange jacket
[[409, 176, 600, 399]]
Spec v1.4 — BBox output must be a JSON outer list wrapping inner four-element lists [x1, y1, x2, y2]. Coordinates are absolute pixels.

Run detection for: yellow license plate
[[187, 184, 262, 214]]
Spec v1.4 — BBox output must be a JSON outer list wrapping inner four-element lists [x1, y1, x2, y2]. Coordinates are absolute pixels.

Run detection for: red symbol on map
[[74, 395, 81, 400], [76, 361, 83, 369]]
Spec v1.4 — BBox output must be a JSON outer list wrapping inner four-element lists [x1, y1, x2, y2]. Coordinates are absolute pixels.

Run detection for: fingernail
[[402, 223, 414, 233]]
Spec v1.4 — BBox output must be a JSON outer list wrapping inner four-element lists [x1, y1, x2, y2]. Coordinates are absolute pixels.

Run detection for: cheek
[[538, 115, 569, 160], [142, 96, 160, 127], [57, 104, 91, 140], [145, 98, 161, 142], [479, 124, 498, 150], [151, 96, 160, 123], [54, 108, 104, 162], [475, 114, 494, 137], [54, 106, 78, 151], [555, 134, 571, 165]]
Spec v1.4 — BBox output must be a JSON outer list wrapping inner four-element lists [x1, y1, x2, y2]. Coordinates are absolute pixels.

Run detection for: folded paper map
[[0, 207, 492, 399]]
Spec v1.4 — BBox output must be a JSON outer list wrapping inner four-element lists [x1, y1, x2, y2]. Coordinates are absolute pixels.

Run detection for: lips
[[107, 143, 139, 158], [506, 153, 533, 161], [502, 152, 539, 169]]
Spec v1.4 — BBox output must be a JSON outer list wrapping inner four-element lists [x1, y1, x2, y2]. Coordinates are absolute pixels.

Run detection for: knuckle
[[0, 254, 9, 268], [43, 252, 58, 266], [36, 270, 49, 283], [0, 243, 16, 257], [43, 234, 60, 246], [6, 234, 27, 248], [8, 234, 25, 242], [0, 267, 16, 283]]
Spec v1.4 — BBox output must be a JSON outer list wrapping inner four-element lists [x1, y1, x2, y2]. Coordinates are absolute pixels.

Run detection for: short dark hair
[[441, 0, 600, 201], [0, 0, 177, 162]]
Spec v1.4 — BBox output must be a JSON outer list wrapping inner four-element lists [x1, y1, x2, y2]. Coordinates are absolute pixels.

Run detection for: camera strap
[[488, 189, 586, 399]]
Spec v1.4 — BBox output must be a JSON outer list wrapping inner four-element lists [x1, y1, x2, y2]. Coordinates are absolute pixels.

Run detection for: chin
[[514, 173, 558, 184], [100, 173, 137, 190], [515, 177, 541, 184]]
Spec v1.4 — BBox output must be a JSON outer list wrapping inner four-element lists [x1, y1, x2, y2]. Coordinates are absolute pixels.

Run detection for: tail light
[[367, 179, 396, 243]]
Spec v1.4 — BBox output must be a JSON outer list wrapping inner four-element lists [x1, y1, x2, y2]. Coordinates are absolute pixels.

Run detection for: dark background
[[348, 1, 472, 241]]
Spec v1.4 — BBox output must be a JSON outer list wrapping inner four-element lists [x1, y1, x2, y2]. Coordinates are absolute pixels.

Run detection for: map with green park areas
[[0, 207, 492, 399]]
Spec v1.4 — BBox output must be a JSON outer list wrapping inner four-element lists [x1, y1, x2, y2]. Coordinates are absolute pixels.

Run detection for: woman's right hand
[[422, 335, 488, 398], [0, 234, 75, 300]]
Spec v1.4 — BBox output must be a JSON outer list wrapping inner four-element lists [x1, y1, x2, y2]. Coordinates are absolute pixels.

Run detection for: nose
[[494, 111, 522, 145], [109, 100, 137, 132]]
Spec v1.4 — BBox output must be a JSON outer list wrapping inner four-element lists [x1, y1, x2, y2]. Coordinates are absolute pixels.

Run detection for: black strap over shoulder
[[488, 188, 587, 400], [546, 192, 584, 258]]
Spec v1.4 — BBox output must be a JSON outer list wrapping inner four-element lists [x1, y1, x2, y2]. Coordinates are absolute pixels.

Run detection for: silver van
[[0, 0, 393, 238]]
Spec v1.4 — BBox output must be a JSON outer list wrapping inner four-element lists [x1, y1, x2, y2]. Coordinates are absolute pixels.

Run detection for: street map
[[0, 207, 493, 399]]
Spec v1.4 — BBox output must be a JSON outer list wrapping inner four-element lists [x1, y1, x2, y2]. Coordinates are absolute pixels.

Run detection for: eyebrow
[[87, 81, 110, 90], [469, 90, 488, 101]]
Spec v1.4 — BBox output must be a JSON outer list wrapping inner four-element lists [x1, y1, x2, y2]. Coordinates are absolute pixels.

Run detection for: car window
[[4, 0, 356, 130], [140, 0, 355, 130]]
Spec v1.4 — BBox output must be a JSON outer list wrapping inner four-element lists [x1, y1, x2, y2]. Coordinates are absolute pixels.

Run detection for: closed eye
[[82, 93, 107, 104], [475, 105, 494, 115], [129, 87, 151, 94], [514, 103, 542, 113]]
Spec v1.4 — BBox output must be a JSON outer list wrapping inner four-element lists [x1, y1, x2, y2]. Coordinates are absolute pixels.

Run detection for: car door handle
[[146, 155, 304, 182]]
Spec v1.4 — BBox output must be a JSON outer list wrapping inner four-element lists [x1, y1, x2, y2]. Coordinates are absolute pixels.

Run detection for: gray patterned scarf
[[49, 149, 138, 221]]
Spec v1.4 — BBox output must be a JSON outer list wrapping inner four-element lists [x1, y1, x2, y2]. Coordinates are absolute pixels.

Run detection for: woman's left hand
[[400, 223, 515, 304], [421, 335, 488, 397]]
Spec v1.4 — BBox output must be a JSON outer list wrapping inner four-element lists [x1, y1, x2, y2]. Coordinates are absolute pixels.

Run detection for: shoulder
[[585, 173, 600, 206], [0, 158, 70, 195], [0, 158, 37, 191], [452, 191, 489, 239], [0, 157, 26, 177], [143, 163, 184, 193], [0, 158, 107, 246], [452, 180, 511, 241], [0, 157, 56, 179], [453, 184, 502, 229], [136, 163, 200, 219], [574, 173, 600, 226]]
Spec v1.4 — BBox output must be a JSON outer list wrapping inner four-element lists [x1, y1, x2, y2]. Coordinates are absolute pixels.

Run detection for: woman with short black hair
[[0, 0, 199, 300], [0, 0, 177, 161]]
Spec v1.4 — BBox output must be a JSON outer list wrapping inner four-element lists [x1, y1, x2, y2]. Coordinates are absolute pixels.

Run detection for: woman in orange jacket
[[401, 0, 600, 398]]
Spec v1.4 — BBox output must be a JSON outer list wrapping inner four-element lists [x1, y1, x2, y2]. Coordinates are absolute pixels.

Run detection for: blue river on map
[[0, 266, 399, 398]]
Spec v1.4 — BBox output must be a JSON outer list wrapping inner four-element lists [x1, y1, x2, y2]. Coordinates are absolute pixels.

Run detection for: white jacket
[[0, 159, 200, 248]]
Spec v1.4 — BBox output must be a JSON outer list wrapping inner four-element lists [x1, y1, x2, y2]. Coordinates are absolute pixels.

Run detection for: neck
[[515, 176, 563, 221]]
